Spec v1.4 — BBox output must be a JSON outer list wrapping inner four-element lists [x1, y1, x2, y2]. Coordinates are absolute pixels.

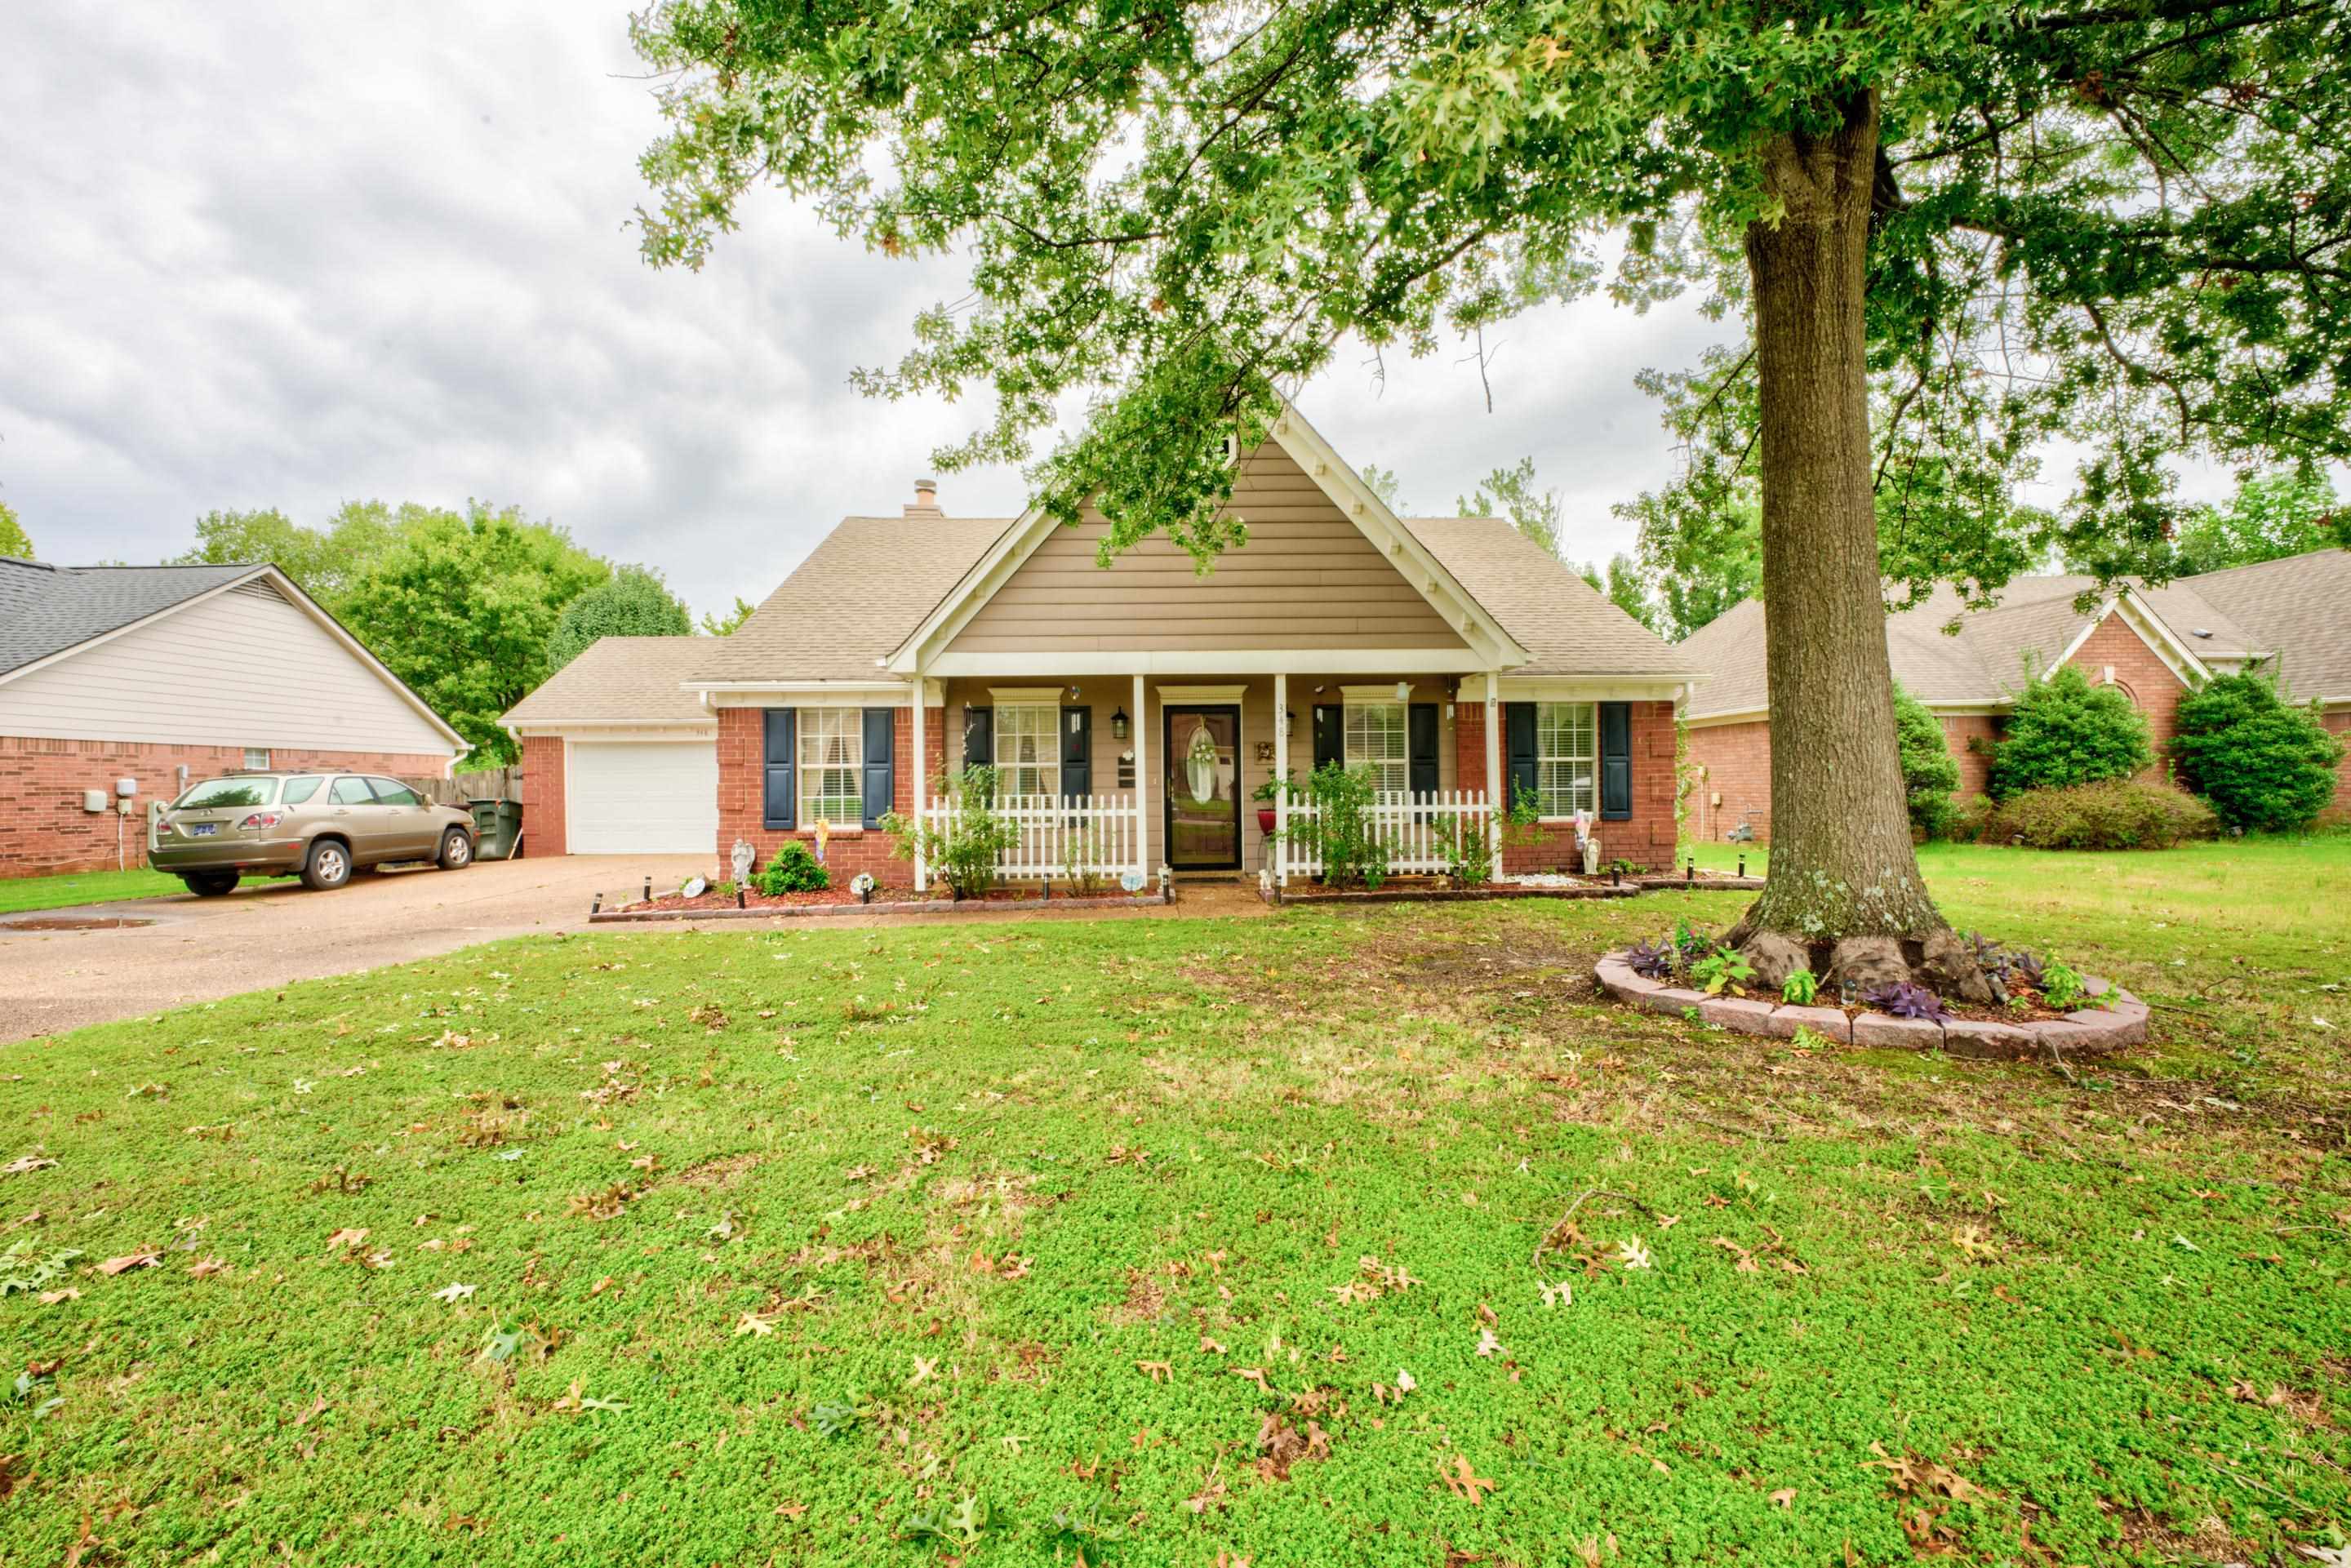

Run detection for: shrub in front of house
[[753, 841, 830, 895], [1980, 779, 2219, 850], [1893, 681, 1961, 838], [1987, 664, 2155, 799], [2171, 669, 2347, 833]]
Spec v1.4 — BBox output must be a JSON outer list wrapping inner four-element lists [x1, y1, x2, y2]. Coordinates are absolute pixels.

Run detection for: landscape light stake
[[1611, 868, 1620, 888], [642, 877, 652, 904], [736, 887, 745, 909], [1686, 860, 1694, 883], [1738, 854, 1746, 878], [590, 895, 601, 915]]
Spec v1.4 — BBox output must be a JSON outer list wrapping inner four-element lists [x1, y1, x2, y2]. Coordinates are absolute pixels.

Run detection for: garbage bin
[[469, 798, 523, 861]]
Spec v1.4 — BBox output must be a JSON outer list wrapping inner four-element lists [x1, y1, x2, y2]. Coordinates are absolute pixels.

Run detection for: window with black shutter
[[1504, 702, 1539, 815], [1599, 701, 1632, 820], [861, 708, 896, 828]]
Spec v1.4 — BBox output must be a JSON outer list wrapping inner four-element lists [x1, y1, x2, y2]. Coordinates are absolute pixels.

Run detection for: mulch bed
[[590, 886, 1166, 924], [1264, 882, 1638, 907]]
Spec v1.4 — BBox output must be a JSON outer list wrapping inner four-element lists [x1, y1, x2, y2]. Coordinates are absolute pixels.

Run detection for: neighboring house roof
[[693, 514, 1014, 685], [1680, 549, 2349, 721], [2178, 547, 2351, 703], [1401, 517, 1700, 678], [0, 556, 469, 752], [502, 636, 718, 726], [0, 557, 260, 676]]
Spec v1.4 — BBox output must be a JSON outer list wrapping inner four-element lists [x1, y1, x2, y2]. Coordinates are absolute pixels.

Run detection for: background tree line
[[164, 504, 753, 765]]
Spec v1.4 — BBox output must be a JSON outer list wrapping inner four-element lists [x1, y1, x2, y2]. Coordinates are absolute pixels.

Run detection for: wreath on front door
[[1184, 722, 1220, 804]]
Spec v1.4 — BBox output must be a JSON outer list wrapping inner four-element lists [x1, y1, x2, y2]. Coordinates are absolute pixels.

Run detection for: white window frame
[[994, 702, 1060, 799], [1535, 702, 1597, 819], [243, 747, 272, 769], [1343, 700, 1410, 795], [798, 708, 865, 828]]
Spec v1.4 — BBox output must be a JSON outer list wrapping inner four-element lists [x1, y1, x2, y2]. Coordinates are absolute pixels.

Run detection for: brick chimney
[[904, 477, 941, 517]]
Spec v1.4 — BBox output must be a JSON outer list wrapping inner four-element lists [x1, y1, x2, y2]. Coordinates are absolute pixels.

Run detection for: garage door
[[567, 740, 718, 855]]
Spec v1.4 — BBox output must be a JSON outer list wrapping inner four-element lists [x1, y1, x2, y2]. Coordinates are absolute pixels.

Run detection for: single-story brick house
[[502, 406, 1701, 885], [1679, 547, 2351, 841], [0, 557, 470, 877]]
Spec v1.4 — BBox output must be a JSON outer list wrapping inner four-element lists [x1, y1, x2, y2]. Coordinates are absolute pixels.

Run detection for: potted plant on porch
[[1251, 771, 1291, 837]]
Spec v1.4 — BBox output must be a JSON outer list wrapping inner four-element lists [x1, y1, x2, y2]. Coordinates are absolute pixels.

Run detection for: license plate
[[189, 823, 218, 837]]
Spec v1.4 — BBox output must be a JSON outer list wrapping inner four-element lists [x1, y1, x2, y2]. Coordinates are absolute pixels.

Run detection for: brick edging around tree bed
[[1593, 950, 2149, 1059]]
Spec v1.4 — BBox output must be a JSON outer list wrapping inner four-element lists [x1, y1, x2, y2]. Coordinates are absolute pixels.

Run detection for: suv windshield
[[174, 777, 280, 811]]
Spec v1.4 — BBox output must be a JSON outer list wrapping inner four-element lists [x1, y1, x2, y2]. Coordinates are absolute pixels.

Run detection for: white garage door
[[567, 740, 718, 855]]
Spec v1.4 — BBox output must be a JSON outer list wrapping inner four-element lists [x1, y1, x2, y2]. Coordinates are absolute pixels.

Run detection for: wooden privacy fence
[[415, 767, 522, 805], [1279, 789, 1493, 880], [917, 793, 1140, 887]]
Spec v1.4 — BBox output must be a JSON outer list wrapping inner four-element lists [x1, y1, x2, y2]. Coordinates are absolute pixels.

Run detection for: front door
[[1163, 705, 1241, 870]]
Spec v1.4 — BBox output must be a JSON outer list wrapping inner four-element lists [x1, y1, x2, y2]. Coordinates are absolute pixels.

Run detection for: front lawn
[[0, 866, 185, 916], [2, 851, 2346, 1564]]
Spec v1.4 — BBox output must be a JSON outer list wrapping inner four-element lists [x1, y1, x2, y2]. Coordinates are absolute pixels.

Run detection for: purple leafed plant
[[1963, 931, 2011, 982], [1864, 981, 1951, 1023], [2007, 948, 2047, 989], [1625, 939, 1677, 981]]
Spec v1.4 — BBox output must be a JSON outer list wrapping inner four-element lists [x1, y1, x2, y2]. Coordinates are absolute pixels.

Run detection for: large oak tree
[[630, 0, 2350, 941]]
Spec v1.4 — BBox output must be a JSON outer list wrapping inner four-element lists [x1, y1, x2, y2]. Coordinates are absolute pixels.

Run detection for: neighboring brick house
[[1679, 547, 2351, 840], [0, 559, 469, 877], [500, 403, 1700, 884]]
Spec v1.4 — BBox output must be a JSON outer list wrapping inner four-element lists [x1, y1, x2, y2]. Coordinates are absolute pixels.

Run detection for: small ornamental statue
[[812, 818, 830, 864], [730, 838, 755, 886]]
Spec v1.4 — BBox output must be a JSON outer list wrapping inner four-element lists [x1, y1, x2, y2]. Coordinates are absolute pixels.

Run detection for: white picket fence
[[1279, 788, 1494, 881], [918, 793, 1140, 886]]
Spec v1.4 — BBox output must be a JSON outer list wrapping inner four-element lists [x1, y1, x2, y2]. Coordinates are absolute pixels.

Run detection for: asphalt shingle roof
[[1678, 554, 2349, 719], [501, 637, 718, 726], [1401, 517, 1700, 677], [0, 558, 262, 676]]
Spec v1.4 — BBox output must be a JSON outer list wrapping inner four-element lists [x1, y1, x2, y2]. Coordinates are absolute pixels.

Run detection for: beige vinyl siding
[[944, 444, 1470, 657], [943, 673, 1458, 874], [0, 580, 455, 755]]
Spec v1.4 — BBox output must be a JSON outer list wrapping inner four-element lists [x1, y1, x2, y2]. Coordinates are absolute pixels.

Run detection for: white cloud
[[0, 2, 1722, 615]]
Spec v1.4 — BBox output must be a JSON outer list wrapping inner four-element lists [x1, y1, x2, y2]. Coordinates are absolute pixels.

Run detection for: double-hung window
[[1535, 702, 1597, 817], [1344, 701, 1409, 795], [798, 708, 865, 827], [994, 704, 1060, 798]]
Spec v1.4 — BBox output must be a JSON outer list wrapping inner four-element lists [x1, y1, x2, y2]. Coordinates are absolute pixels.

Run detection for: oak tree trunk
[[1739, 91, 1944, 940]]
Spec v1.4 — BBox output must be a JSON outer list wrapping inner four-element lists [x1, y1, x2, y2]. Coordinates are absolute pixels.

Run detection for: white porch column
[[1132, 672, 1149, 882], [1482, 672, 1504, 882], [911, 675, 927, 892], [1272, 670, 1289, 887]]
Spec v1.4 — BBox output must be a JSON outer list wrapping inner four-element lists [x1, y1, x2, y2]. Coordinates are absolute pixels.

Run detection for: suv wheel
[[302, 837, 353, 891], [183, 871, 239, 898], [437, 828, 473, 870]]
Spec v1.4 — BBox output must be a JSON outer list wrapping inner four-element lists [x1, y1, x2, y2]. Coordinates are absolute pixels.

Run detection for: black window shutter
[[762, 708, 797, 831], [1504, 702, 1539, 813], [861, 707, 896, 829], [962, 705, 993, 799], [1312, 704, 1344, 771], [1060, 705, 1092, 798], [1599, 701, 1633, 820], [1407, 704, 1440, 797]]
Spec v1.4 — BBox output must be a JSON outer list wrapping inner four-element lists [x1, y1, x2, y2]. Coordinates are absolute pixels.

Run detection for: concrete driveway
[[0, 855, 709, 1042]]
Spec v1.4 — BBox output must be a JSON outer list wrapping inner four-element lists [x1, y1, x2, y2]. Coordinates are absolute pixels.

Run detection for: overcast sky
[[3, 6, 2223, 626]]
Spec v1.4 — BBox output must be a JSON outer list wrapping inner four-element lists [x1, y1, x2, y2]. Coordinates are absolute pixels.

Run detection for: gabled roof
[[502, 637, 718, 726], [882, 403, 1533, 674], [1678, 557, 2339, 722], [0, 556, 469, 751], [0, 557, 261, 676], [691, 515, 1013, 686], [2179, 547, 2351, 703]]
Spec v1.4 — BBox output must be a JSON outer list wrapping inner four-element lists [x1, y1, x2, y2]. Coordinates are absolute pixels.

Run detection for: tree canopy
[[700, 595, 759, 637], [0, 501, 29, 559], [335, 505, 609, 765], [546, 566, 695, 673], [172, 502, 413, 614], [2164, 468, 2349, 576]]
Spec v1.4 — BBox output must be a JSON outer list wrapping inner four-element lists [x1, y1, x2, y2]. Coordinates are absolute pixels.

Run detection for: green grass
[[0, 866, 186, 915], [3, 852, 2348, 1565]]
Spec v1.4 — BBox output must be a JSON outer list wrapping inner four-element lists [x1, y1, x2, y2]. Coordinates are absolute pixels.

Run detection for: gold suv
[[149, 771, 476, 896]]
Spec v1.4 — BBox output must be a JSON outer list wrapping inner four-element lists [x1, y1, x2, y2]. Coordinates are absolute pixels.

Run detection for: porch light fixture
[[1110, 705, 1129, 740], [1394, 681, 1410, 701]]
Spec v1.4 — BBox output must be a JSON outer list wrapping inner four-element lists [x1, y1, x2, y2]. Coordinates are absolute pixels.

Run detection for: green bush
[[1271, 762, 1393, 889], [1988, 664, 2154, 799], [544, 565, 692, 672], [1980, 780, 2219, 850], [881, 765, 1020, 899], [2171, 669, 2346, 833], [1893, 682, 1962, 837], [753, 841, 830, 895]]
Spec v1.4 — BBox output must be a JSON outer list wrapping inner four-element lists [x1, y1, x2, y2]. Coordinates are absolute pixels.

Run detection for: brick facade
[[1682, 608, 2197, 842], [1452, 700, 1678, 873], [713, 704, 942, 884], [520, 734, 567, 859], [0, 735, 456, 878], [2324, 709, 2351, 819]]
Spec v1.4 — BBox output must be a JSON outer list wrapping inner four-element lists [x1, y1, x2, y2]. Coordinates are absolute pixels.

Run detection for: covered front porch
[[909, 668, 1515, 891]]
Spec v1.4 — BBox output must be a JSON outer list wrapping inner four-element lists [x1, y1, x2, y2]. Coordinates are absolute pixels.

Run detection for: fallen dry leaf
[[96, 1250, 160, 1276], [1438, 1454, 1496, 1505]]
